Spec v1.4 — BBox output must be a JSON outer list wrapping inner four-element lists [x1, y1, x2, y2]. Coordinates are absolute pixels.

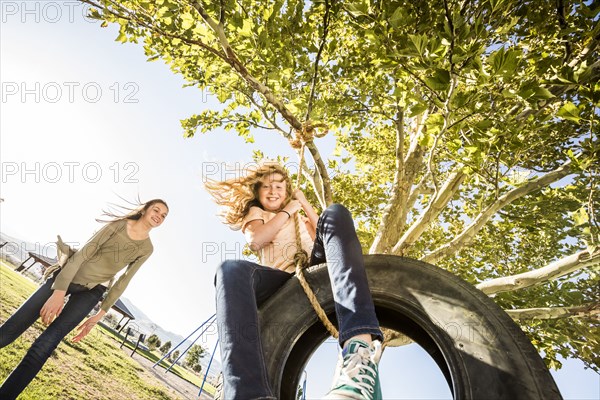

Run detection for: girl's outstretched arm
[[293, 189, 319, 236], [71, 309, 106, 343]]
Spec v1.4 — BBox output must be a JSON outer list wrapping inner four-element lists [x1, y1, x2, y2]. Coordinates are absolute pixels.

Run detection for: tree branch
[[81, 0, 227, 60], [300, 163, 326, 210], [188, 1, 333, 204], [370, 110, 427, 254], [443, 0, 456, 72], [422, 160, 573, 263], [556, 0, 572, 62], [406, 172, 433, 206], [306, 140, 332, 205], [190, 1, 301, 130], [392, 169, 467, 255], [305, 0, 331, 121], [221, 117, 275, 131], [376, 70, 459, 255], [566, 27, 599, 69], [241, 91, 290, 138], [512, 32, 600, 122], [476, 249, 600, 295], [219, 0, 226, 25], [505, 302, 600, 321]]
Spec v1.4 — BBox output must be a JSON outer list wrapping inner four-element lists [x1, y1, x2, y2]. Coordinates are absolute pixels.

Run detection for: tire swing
[[259, 255, 562, 399], [257, 126, 562, 399]]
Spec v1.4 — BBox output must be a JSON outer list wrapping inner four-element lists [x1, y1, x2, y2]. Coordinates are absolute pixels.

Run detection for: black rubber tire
[[258, 255, 562, 399]]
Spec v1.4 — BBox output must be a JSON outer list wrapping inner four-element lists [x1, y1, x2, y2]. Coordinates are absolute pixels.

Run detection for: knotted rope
[[288, 121, 339, 339], [288, 121, 399, 347]]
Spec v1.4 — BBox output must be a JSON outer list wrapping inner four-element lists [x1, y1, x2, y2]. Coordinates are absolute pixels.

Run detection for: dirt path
[[124, 348, 214, 400]]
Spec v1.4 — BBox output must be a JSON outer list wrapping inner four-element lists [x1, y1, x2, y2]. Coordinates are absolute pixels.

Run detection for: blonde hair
[[204, 162, 293, 229]]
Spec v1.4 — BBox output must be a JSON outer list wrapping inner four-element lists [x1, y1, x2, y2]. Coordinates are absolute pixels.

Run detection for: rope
[[288, 120, 339, 339], [293, 213, 339, 338], [288, 121, 401, 347], [289, 120, 329, 150]]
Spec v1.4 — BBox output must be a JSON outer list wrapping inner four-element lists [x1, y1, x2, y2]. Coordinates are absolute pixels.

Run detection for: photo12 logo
[[1, 162, 139, 184], [1, 82, 140, 104], [200, 161, 303, 183], [1, 1, 97, 24]]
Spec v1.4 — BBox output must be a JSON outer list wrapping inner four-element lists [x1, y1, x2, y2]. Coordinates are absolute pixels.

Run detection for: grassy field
[[0, 261, 212, 399], [102, 328, 215, 395]]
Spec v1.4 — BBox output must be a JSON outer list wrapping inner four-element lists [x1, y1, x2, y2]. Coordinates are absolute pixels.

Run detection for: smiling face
[[142, 202, 169, 228], [257, 172, 289, 212]]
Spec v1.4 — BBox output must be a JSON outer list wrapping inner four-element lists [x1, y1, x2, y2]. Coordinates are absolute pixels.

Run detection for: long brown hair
[[204, 162, 293, 229], [96, 197, 169, 223]]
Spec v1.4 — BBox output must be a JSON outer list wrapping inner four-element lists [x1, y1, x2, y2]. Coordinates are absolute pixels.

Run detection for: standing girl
[[206, 162, 383, 400], [0, 198, 168, 399]]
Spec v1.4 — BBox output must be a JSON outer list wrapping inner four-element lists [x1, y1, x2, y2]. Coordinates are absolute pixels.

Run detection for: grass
[[101, 328, 215, 395], [0, 261, 212, 399]]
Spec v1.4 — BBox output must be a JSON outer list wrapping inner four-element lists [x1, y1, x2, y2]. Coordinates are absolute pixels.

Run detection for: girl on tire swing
[[206, 161, 384, 400]]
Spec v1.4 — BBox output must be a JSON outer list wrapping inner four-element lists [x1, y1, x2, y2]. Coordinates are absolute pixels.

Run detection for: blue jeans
[[215, 204, 383, 399], [0, 273, 105, 399]]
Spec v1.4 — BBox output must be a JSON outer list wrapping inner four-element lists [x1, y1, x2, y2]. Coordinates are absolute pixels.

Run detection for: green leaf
[[88, 8, 102, 20], [389, 7, 404, 28], [347, 2, 369, 17], [569, 207, 589, 226], [517, 81, 537, 99], [424, 69, 450, 91], [489, 47, 519, 77], [239, 19, 253, 37], [217, 89, 231, 103], [424, 113, 444, 137], [180, 12, 195, 30], [531, 86, 554, 100], [409, 103, 428, 117], [409, 34, 428, 56], [115, 32, 127, 43], [557, 102, 581, 123]]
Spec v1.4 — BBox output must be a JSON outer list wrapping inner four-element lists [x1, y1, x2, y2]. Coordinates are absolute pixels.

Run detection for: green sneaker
[[324, 339, 382, 400]]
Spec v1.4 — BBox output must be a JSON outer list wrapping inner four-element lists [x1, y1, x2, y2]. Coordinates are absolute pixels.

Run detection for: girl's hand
[[40, 290, 66, 325], [293, 189, 308, 204], [284, 200, 303, 215], [293, 189, 320, 233], [72, 313, 103, 343]]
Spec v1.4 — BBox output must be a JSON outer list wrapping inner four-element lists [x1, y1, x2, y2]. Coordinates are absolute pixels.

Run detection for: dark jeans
[[0, 274, 105, 399], [215, 204, 383, 399]]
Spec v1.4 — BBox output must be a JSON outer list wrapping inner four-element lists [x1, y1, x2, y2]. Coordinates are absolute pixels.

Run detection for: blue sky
[[0, 2, 598, 398]]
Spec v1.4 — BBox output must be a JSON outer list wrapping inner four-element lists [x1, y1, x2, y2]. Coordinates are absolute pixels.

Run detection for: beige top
[[242, 206, 314, 273], [51, 219, 153, 312]]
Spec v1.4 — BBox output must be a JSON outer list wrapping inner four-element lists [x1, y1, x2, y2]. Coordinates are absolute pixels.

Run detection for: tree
[[159, 340, 172, 355], [169, 350, 180, 363], [185, 344, 207, 373], [85, 0, 599, 371], [296, 385, 304, 400], [146, 334, 161, 351]]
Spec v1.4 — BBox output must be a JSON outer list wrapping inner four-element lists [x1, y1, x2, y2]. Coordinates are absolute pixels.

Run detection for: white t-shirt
[[242, 206, 315, 273]]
